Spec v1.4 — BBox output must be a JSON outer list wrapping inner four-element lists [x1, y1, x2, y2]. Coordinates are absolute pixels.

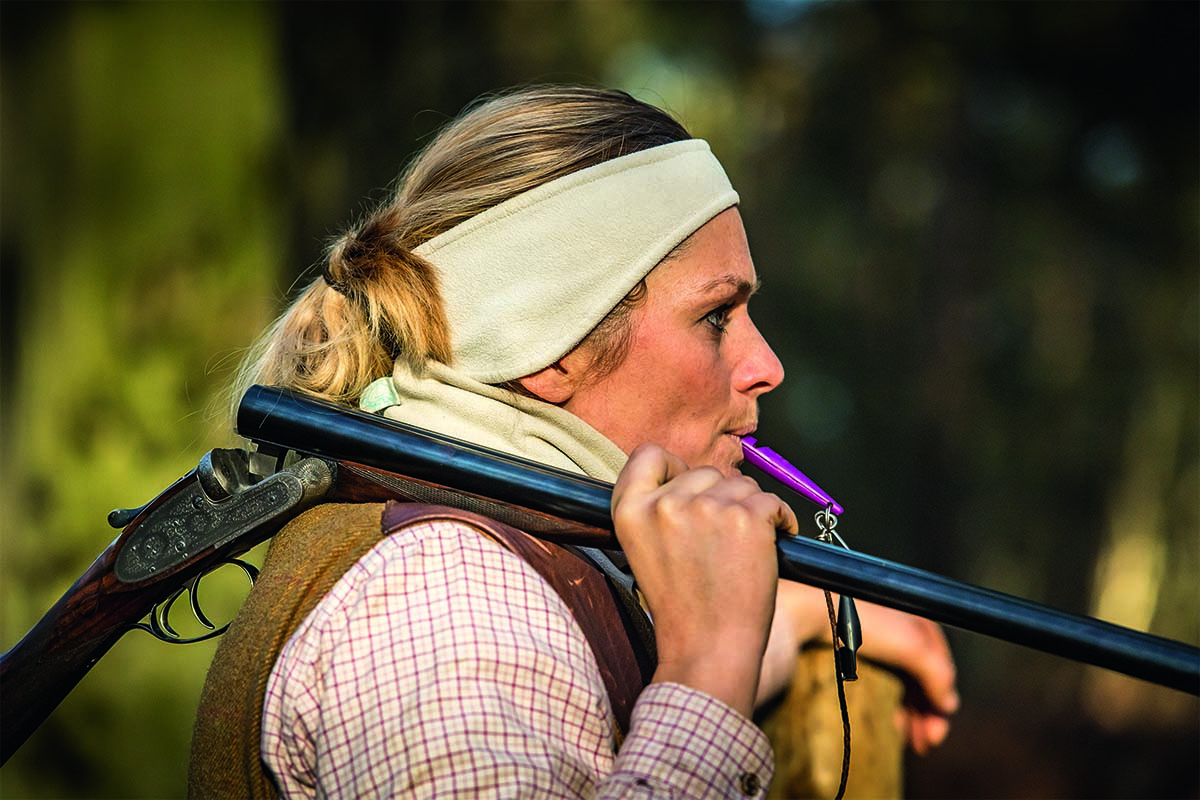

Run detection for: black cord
[[823, 589, 852, 800]]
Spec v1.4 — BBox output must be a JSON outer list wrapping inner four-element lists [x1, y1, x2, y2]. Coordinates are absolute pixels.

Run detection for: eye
[[704, 304, 732, 333]]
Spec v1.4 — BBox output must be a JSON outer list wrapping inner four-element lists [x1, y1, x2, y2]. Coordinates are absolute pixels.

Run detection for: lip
[[727, 425, 757, 438]]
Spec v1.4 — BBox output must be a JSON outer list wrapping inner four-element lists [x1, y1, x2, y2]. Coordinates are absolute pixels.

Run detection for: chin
[[715, 453, 746, 478]]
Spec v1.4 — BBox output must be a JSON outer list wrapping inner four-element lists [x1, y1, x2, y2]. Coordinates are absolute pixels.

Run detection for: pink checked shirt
[[261, 518, 774, 798]]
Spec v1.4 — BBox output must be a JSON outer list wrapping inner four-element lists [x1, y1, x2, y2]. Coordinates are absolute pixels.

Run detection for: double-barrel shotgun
[[2, 384, 1197, 765]]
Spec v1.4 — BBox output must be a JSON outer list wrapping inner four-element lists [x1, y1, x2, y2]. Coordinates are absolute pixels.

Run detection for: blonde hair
[[233, 86, 690, 412]]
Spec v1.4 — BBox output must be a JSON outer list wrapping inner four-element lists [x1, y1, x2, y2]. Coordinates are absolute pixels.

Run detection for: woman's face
[[563, 208, 784, 475]]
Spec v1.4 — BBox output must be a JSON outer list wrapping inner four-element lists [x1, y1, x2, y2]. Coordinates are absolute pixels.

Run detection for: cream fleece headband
[[413, 139, 738, 384]]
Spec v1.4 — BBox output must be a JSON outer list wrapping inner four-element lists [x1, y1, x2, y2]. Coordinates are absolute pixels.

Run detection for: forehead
[[647, 208, 757, 297]]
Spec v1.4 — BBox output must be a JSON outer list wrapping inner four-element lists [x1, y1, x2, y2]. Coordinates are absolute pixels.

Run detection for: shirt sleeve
[[260, 519, 773, 799]]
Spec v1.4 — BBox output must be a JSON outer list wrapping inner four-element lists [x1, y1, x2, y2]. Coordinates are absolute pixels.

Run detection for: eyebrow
[[698, 274, 762, 298]]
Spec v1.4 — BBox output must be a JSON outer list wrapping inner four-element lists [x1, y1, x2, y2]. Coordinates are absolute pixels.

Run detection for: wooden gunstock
[[1, 454, 330, 765], [0, 473, 208, 765], [1, 539, 132, 765]]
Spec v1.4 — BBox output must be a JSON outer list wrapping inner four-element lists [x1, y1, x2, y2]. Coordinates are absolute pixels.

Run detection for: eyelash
[[704, 304, 733, 333]]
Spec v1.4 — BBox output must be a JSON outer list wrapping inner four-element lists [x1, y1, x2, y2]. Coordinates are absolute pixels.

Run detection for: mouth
[[726, 427, 756, 470]]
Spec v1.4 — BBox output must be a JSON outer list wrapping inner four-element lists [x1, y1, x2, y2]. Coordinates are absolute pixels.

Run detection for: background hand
[[772, 580, 959, 753]]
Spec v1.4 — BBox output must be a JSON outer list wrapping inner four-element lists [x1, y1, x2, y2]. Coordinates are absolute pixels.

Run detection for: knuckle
[[655, 491, 691, 519], [691, 465, 725, 483], [735, 474, 762, 492], [612, 498, 651, 531]]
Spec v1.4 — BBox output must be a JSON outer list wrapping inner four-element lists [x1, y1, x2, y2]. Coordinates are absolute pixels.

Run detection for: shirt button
[[738, 772, 762, 796]]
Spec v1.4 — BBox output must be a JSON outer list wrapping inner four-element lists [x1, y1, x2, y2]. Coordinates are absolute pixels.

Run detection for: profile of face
[[524, 208, 784, 475]]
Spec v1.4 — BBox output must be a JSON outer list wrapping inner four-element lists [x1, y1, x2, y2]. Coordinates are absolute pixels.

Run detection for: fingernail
[[929, 715, 950, 745]]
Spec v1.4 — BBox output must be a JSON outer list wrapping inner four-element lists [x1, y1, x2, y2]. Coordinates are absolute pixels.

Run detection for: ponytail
[[232, 206, 451, 410]]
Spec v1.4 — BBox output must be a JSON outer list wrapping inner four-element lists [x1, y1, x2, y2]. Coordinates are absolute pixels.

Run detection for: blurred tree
[[1, 2, 287, 796]]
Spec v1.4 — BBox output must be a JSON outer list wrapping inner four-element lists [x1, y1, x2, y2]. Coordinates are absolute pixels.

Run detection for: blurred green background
[[1, 1, 1196, 797]]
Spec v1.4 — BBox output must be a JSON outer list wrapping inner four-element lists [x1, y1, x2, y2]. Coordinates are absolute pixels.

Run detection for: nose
[[736, 318, 785, 397]]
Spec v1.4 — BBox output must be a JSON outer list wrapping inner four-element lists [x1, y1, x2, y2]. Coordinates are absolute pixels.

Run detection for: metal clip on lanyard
[[814, 505, 861, 682]]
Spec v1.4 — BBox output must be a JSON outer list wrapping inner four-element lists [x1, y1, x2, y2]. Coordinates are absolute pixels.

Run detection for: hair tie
[[321, 262, 351, 297]]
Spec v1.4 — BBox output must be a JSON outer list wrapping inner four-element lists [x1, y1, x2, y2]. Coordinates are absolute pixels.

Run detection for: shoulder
[[338, 515, 566, 618], [262, 514, 617, 795], [274, 514, 601, 684]]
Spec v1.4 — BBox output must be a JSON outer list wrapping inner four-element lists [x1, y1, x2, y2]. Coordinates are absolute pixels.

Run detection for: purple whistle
[[741, 437, 844, 515]]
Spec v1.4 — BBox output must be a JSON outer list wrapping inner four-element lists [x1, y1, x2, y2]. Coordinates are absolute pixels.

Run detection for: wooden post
[[761, 648, 906, 799]]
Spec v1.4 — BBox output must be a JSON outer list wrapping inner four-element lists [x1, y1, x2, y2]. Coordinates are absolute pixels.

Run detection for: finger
[[921, 714, 951, 750], [669, 471, 764, 503], [743, 491, 799, 536], [907, 624, 959, 715], [897, 709, 951, 756], [653, 476, 797, 542], [856, 605, 959, 716], [770, 494, 799, 535], [612, 443, 689, 509], [652, 463, 736, 498]]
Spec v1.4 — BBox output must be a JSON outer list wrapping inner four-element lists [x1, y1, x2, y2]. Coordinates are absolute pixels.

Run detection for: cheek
[[654, 357, 722, 412], [684, 352, 734, 404], [614, 326, 734, 448], [670, 365, 737, 448]]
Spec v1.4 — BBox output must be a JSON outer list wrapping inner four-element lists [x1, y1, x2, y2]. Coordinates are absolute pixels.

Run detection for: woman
[[193, 85, 957, 798]]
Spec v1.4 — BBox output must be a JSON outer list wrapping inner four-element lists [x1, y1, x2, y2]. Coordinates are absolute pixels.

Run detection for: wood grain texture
[[761, 649, 905, 800]]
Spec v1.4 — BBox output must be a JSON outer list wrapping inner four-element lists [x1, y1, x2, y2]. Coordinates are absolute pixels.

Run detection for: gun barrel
[[239, 384, 1200, 696]]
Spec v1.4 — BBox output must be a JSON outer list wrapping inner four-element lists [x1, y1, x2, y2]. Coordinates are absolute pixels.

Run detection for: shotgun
[[2, 384, 1197, 765]]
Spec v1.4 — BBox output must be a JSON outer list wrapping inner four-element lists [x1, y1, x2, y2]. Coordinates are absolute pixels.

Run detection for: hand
[[773, 581, 959, 754], [858, 600, 958, 755], [612, 443, 798, 718]]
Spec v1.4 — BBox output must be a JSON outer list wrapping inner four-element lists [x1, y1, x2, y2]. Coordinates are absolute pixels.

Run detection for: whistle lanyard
[[815, 506, 858, 800]]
